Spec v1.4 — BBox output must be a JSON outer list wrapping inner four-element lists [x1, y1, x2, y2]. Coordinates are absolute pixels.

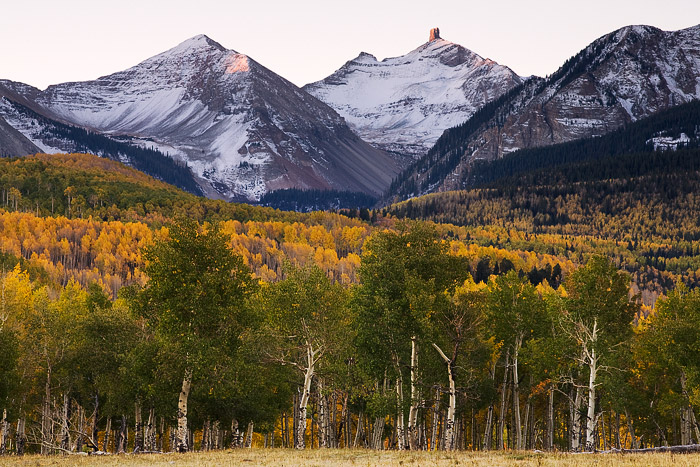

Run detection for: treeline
[[388, 148, 700, 242], [385, 148, 700, 297], [258, 188, 377, 212], [0, 153, 308, 225], [1, 220, 698, 455], [386, 81, 530, 199], [0, 153, 578, 298], [466, 100, 700, 188], [387, 70, 700, 202], [3, 100, 202, 194]]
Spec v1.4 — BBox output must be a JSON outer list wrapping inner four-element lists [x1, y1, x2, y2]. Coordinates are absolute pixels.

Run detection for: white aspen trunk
[[625, 408, 638, 449], [338, 392, 349, 448], [680, 407, 688, 445], [145, 407, 155, 451], [528, 398, 536, 449], [571, 384, 583, 451], [213, 421, 221, 450], [372, 417, 385, 450], [497, 350, 510, 450], [585, 320, 599, 452], [445, 361, 456, 450], [432, 343, 456, 451], [440, 409, 446, 450], [483, 403, 494, 450], [61, 392, 70, 451], [0, 409, 8, 454], [680, 370, 700, 443], [201, 419, 209, 451], [158, 417, 164, 452], [546, 384, 554, 451], [90, 394, 99, 452], [176, 367, 192, 452], [75, 405, 84, 452], [483, 358, 496, 450], [103, 417, 111, 452], [296, 343, 314, 449], [408, 336, 420, 450], [512, 337, 523, 450], [395, 375, 406, 450], [0, 409, 10, 454], [16, 417, 26, 455], [523, 397, 530, 450], [231, 419, 240, 448], [41, 366, 51, 455], [431, 386, 440, 450], [345, 396, 351, 448], [134, 400, 143, 452], [318, 378, 327, 448], [690, 408, 700, 445], [331, 391, 337, 448], [116, 415, 126, 454], [245, 421, 254, 448], [353, 410, 364, 448]]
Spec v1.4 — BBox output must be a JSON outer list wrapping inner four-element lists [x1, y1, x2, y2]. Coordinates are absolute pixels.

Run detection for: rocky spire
[[429, 28, 440, 41]]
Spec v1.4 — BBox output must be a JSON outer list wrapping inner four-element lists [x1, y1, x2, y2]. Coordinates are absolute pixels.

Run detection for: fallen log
[[598, 444, 700, 454]]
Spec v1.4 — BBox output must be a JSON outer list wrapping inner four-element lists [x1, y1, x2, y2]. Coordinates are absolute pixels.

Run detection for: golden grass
[[3, 449, 700, 467]]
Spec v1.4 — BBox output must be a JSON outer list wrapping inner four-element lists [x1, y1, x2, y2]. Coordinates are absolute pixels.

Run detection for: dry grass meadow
[[3, 449, 700, 467]]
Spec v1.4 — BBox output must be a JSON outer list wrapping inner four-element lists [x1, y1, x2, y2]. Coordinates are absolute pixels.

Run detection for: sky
[[2, 0, 699, 90]]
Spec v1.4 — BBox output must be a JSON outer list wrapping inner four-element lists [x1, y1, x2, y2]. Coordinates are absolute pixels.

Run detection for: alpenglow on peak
[[429, 27, 441, 41]]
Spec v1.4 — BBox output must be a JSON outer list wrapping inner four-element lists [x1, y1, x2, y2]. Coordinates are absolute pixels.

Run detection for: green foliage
[[565, 255, 637, 350], [487, 271, 546, 351], [0, 153, 312, 225], [138, 218, 255, 375], [0, 324, 19, 409], [354, 222, 469, 378], [260, 263, 351, 375]]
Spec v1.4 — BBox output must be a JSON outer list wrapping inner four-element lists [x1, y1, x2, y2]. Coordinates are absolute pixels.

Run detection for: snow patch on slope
[[305, 36, 522, 157]]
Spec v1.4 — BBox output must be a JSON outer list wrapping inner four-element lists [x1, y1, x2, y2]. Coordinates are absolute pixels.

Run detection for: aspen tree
[[138, 219, 254, 452]]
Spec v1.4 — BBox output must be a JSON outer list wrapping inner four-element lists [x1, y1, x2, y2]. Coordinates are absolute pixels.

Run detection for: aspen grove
[[2, 218, 700, 455]]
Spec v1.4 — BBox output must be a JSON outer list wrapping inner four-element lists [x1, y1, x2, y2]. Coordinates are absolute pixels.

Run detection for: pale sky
[[2, 0, 699, 90]]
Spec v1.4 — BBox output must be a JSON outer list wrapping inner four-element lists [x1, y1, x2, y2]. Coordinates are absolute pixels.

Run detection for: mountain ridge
[[1, 35, 401, 201], [386, 23, 700, 200], [304, 29, 523, 158]]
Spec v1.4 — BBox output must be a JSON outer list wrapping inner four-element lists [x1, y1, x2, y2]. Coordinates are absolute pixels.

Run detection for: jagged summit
[[387, 23, 700, 199], [304, 31, 522, 158]]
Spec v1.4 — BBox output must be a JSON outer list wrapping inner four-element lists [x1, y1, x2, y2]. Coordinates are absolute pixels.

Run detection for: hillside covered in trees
[[0, 151, 699, 456], [386, 139, 700, 302], [387, 98, 700, 201]]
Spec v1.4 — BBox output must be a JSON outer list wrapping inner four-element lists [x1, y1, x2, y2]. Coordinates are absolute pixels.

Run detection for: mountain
[[304, 28, 522, 158], [0, 35, 400, 201], [388, 24, 700, 199], [0, 115, 39, 157]]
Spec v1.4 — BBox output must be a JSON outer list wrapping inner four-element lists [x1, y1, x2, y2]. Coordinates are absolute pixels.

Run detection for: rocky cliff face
[[1, 35, 400, 200], [389, 24, 700, 198], [0, 115, 39, 156], [304, 29, 522, 158]]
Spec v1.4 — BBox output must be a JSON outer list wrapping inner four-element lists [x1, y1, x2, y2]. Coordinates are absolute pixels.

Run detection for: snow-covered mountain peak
[[166, 34, 228, 55], [387, 23, 700, 199], [6, 34, 400, 201], [304, 31, 522, 157]]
